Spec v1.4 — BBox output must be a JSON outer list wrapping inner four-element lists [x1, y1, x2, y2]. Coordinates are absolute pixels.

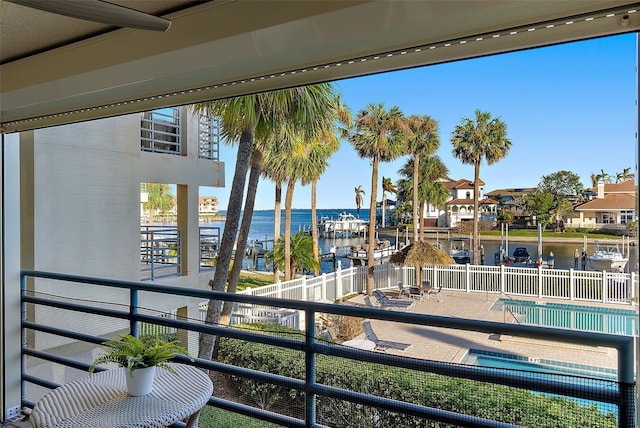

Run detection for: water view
[[204, 209, 637, 274]]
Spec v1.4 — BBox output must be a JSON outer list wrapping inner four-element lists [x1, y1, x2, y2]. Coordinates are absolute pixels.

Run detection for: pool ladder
[[500, 292, 522, 325]]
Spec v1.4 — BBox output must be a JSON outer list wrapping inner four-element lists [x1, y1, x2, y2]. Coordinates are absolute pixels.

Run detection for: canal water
[[205, 209, 637, 274]]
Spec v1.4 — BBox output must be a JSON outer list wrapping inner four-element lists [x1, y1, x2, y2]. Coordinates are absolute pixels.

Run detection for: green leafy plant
[[89, 334, 193, 375]]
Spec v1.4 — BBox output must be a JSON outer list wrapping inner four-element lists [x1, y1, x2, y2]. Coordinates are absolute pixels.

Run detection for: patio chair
[[362, 320, 413, 352], [371, 290, 416, 311], [397, 281, 412, 299], [426, 283, 443, 302]]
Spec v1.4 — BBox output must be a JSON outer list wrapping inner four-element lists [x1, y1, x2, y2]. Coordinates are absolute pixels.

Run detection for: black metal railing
[[19, 269, 637, 427]]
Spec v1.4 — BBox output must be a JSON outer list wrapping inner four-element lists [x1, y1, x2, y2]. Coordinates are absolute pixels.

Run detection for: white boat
[[449, 237, 473, 264], [348, 240, 396, 266], [587, 240, 629, 272], [317, 212, 368, 237]]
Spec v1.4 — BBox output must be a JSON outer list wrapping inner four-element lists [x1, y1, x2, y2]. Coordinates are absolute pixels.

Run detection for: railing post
[[602, 271, 608, 304], [569, 269, 575, 301], [618, 339, 637, 428], [335, 263, 342, 301], [433, 266, 439, 291], [304, 309, 317, 427], [320, 274, 326, 302], [277, 279, 282, 299], [500, 264, 505, 295], [538, 266, 543, 299], [130, 288, 139, 337], [465, 264, 471, 293]]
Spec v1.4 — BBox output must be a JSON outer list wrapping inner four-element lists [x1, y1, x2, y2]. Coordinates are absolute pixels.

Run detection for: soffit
[[1, 0, 639, 132]]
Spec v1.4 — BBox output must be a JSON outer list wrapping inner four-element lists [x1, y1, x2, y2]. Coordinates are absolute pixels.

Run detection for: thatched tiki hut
[[389, 241, 455, 286]]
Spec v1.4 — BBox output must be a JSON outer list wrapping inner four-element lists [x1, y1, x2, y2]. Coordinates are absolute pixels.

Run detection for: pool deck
[[345, 290, 637, 370]]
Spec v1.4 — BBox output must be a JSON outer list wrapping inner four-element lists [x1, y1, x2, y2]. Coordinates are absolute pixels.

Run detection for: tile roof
[[587, 179, 636, 193], [575, 193, 635, 211]]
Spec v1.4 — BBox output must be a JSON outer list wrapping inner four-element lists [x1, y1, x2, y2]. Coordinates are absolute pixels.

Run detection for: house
[[423, 178, 499, 228], [485, 188, 537, 217], [569, 179, 636, 231], [199, 196, 219, 214]]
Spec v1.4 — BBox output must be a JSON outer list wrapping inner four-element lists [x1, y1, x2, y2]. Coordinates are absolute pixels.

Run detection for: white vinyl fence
[[216, 262, 637, 326]]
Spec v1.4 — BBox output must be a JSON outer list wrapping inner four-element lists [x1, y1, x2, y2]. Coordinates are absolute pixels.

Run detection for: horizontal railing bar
[[22, 374, 60, 391], [311, 382, 518, 428], [23, 348, 97, 373], [22, 320, 108, 346], [22, 294, 131, 320]]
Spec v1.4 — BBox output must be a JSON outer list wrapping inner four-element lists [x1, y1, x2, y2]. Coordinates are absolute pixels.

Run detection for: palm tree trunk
[[472, 161, 480, 265], [412, 154, 419, 244], [284, 180, 295, 280], [419, 201, 425, 243], [273, 183, 282, 283], [198, 127, 254, 362], [221, 148, 263, 324], [381, 194, 386, 228], [366, 157, 379, 295], [311, 181, 320, 276]]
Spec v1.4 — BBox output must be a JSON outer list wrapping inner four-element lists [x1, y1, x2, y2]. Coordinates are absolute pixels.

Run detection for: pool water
[[462, 350, 619, 416], [492, 298, 638, 336]]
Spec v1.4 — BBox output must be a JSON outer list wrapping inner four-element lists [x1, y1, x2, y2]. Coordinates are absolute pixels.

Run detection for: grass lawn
[[236, 271, 275, 291], [199, 406, 281, 427]]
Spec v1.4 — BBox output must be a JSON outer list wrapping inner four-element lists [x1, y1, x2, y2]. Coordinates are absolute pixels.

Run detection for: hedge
[[217, 324, 616, 428]]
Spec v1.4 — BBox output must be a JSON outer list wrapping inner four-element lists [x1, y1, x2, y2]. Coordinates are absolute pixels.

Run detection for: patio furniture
[[362, 321, 413, 352], [397, 281, 420, 299], [425, 283, 443, 302], [29, 363, 213, 428], [371, 290, 416, 311], [342, 339, 376, 350]]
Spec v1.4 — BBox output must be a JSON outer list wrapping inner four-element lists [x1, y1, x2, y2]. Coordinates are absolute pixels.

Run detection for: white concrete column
[[1, 133, 22, 421]]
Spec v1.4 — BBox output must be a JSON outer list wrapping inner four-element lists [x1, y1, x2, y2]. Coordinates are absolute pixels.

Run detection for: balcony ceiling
[[1, 0, 639, 132]]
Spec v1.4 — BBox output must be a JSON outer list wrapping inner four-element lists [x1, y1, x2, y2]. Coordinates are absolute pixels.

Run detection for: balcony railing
[[198, 114, 220, 161], [199, 226, 220, 272], [140, 226, 181, 281], [18, 269, 637, 427], [140, 108, 182, 155]]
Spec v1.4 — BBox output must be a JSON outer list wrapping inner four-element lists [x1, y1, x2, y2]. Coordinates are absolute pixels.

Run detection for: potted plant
[[89, 334, 193, 396]]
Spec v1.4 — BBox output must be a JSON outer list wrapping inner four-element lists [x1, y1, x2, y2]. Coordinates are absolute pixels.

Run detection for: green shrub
[[217, 325, 616, 427]]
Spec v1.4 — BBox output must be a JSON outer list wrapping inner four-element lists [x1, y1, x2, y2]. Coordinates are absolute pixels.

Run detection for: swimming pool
[[491, 298, 638, 336], [462, 349, 618, 416]]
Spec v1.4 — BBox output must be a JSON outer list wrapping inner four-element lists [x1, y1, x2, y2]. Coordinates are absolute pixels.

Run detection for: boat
[[347, 240, 396, 266], [317, 212, 368, 238], [587, 240, 629, 272], [449, 237, 473, 264]]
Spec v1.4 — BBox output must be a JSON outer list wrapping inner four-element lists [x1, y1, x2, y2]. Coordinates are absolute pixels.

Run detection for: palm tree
[[265, 231, 320, 278], [192, 83, 340, 361], [405, 114, 439, 241], [398, 155, 448, 242], [354, 185, 365, 217], [380, 177, 397, 228], [349, 103, 409, 295], [451, 110, 511, 264], [143, 183, 174, 225]]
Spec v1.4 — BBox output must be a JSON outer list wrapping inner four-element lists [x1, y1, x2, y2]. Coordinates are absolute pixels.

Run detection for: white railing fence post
[[433, 266, 439, 290], [335, 262, 342, 301], [500, 264, 505, 294], [538, 266, 543, 298], [320, 273, 327, 302], [602, 271, 607, 304], [569, 269, 575, 301]]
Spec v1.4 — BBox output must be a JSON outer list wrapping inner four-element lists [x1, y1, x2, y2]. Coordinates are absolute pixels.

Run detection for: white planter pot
[[125, 366, 156, 396]]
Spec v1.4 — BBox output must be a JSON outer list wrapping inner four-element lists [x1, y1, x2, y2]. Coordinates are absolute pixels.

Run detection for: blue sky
[[203, 33, 637, 211]]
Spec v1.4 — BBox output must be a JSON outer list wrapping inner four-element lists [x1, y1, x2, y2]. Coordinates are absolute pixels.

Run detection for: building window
[[466, 191, 471, 199], [620, 210, 634, 224], [141, 107, 181, 154], [198, 114, 220, 160]]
